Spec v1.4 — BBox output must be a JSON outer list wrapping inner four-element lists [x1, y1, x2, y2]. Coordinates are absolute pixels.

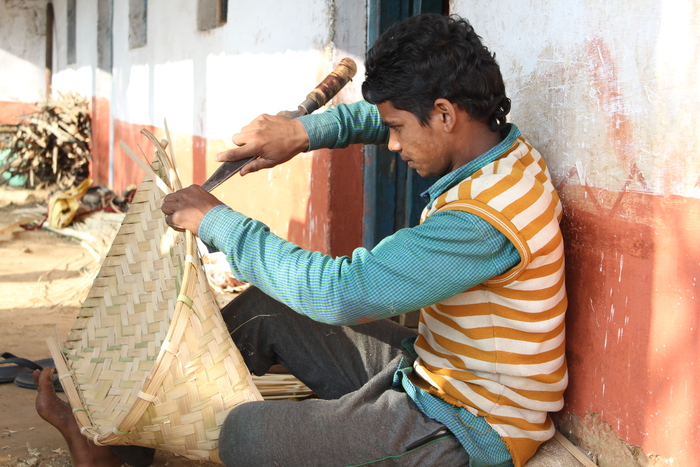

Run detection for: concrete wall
[[40, 0, 366, 256], [0, 0, 47, 122], [453, 1, 699, 465], [0, 0, 365, 251], [127, 0, 360, 256]]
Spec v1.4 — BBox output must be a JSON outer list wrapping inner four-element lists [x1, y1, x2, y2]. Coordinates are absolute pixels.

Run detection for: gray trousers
[[217, 286, 469, 467], [112, 287, 469, 466]]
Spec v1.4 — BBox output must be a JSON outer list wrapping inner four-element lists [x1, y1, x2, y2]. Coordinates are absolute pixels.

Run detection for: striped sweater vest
[[413, 136, 568, 467]]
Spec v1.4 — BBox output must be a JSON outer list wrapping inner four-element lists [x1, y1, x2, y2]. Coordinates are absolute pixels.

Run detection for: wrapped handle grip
[[279, 58, 357, 118], [304, 58, 357, 112]]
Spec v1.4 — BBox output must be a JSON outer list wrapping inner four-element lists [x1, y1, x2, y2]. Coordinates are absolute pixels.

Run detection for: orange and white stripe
[[414, 136, 567, 467]]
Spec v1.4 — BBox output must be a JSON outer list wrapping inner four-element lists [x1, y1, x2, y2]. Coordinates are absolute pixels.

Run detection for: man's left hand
[[161, 185, 224, 234]]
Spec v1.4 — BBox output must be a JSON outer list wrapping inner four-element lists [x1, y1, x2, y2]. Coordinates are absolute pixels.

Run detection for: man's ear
[[433, 99, 458, 132]]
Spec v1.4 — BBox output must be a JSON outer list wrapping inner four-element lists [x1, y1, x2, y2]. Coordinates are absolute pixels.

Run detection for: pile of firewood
[[1, 92, 91, 190]]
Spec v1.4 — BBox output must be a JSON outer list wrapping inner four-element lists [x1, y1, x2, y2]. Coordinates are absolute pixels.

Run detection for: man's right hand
[[215, 114, 310, 176]]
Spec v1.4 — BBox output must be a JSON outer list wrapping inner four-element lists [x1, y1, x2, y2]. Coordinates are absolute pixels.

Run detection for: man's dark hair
[[362, 14, 511, 131]]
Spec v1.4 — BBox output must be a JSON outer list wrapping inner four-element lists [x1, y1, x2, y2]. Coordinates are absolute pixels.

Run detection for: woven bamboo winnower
[[47, 126, 262, 462]]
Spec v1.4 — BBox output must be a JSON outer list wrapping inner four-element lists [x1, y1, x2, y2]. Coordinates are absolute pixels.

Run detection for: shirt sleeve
[[298, 100, 389, 150], [198, 204, 520, 326]]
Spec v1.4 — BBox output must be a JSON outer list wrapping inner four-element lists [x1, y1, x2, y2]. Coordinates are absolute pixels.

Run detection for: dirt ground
[[0, 189, 220, 467]]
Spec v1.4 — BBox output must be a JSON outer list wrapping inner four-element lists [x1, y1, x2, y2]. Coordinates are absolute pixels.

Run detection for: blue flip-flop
[[0, 352, 44, 383], [0, 352, 63, 392]]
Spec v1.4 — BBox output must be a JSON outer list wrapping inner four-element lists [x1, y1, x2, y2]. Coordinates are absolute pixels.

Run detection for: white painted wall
[[453, 0, 700, 198], [0, 0, 105, 104], [103, 0, 351, 140], [51, 0, 99, 99], [1, 0, 366, 120], [0, 0, 48, 103]]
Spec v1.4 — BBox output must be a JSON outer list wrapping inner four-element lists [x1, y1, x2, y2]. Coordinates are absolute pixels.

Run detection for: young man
[[35, 13, 567, 467]]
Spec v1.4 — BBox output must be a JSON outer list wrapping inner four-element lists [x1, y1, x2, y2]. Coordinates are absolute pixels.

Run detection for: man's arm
[[198, 204, 519, 325], [215, 101, 388, 176], [299, 100, 389, 150]]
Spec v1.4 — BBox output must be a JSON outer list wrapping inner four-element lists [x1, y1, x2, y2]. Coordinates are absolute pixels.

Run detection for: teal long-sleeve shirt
[[198, 101, 521, 325]]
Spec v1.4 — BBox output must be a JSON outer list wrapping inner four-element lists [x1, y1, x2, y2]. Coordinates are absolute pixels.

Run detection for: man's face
[[376, 101, 452, 178]]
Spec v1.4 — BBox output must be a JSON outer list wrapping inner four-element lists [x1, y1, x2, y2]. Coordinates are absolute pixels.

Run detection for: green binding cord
[[177, 294, 193, 309]]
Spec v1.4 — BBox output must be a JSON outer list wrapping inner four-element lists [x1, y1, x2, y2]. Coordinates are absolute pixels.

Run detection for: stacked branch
[[1, 92, 91, 190]]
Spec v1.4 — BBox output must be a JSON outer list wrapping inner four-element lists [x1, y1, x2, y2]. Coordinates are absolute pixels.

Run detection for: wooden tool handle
[[305, 58, 357, 110], [279, 58, 357, 118]]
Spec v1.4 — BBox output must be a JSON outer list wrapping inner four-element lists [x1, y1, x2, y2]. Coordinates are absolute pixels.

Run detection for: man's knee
[[218, 402, 267, 466]]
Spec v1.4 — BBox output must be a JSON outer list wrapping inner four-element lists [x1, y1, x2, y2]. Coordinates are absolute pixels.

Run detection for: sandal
[[0, 352, 63, 392]]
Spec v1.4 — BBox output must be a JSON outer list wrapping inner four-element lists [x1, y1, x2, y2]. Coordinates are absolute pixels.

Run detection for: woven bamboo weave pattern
[[48, 130, 262, 462]]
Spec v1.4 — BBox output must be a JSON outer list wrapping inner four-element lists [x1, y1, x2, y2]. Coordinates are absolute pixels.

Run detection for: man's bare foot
[[34, 367, 124, 467]]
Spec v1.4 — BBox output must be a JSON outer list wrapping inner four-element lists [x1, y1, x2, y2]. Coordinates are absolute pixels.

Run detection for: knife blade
[[200, 58, 357, 192], [200, 156, 255, 192]]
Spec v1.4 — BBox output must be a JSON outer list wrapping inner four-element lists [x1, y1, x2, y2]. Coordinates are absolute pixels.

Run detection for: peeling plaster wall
[[460, 1, 699, 198], [454, 1, 700, 465]]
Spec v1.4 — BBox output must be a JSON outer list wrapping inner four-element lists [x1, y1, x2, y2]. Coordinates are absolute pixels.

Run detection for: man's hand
[[161, 185, 224, 234], [215, 114, 310, 176]]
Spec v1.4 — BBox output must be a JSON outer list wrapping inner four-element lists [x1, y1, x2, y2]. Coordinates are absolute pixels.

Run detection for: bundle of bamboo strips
[[1, 92, 91, 190], [252, 374, 314, 400]]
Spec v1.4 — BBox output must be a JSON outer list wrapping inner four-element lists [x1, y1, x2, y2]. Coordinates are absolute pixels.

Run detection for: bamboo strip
[[553, 431, 598, 467]]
